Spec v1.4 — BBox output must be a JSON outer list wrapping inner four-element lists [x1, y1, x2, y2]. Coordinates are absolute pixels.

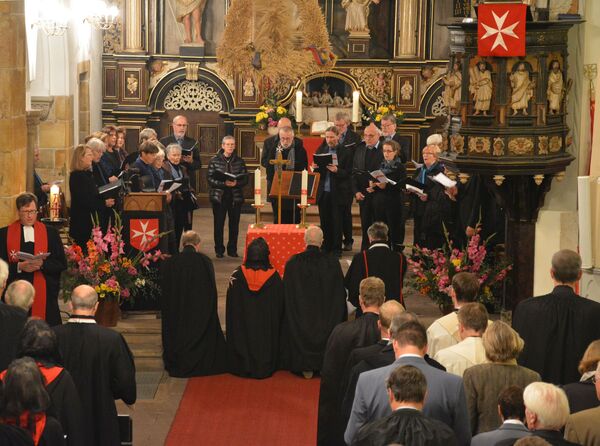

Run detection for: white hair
[[304, 225, 323, 247], [71, 285, 99, 310], [0, 258, 8, 290], [165, 143, 182, 155], [426, 134, 443, 147], [5, 280, 35, 311], [523, 382, 570, 430], [86, 137, 106, 154]]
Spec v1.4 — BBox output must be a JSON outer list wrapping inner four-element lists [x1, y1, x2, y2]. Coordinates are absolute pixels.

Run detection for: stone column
[[26, 109, 42, 194], [124, 0, 144, 52], [0, 0, 27, 226], [397, 0, 418, 58]]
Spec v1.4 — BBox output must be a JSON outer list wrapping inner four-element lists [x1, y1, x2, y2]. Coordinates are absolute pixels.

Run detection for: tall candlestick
[[352, 91, 360, 123], [50, 184, 60, 220], [301, 169, 308, 206], [254, 168, 262, 206], [296, 90, 303, 123]]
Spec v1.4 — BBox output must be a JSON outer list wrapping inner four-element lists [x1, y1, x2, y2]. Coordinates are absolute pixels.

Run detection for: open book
[[430, 172, 457, 188], [98, 179, 123, 198], [313, 152, 339, 169], [370, 170, 397, 186], [212, 170, 248, 182], [404, 179, 426, 198], [16, 251, 50, 261]]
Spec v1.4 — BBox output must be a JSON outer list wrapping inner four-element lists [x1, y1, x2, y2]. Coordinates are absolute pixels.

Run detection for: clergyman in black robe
[[53, 285, 136, 446], [351, 365, 458, 446], [226, 238, 284, 379], [160, 231, 226, 377], [280, 226, 347, 374]]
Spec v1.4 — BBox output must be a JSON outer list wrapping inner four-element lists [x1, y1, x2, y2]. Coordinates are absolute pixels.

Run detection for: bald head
[[71, 285, 99, 312], [277, 117, 292, 128], [5, 280, 35, 311], [379, 300, 406, 330], [305, 225, 324, 248]]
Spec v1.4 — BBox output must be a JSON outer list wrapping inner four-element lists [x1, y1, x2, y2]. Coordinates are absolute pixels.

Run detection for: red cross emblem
[[478, 3, 526, 57], [130, 219, 159, 252]]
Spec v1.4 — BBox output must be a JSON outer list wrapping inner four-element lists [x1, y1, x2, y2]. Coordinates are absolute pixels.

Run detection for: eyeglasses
[[19, 209, 38, 215], [422, 152, 434, 156]]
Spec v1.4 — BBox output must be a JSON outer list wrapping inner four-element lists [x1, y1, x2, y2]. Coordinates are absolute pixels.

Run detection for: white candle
[[296, 90, 303, 123], [301, 169, 308, 206], [352, 91, 360, 123], [254, 168, 262, 206], [50, 184, 60, 220]]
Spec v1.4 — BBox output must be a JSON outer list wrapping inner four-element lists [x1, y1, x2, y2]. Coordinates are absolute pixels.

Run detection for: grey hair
[[523, 382, 570, 430], [334, 112, 351, 124], [551, 249, 581, 283], [5, 280, 35, 311], [222, 135, 235, 144], [367, 222, 389, 242], [0, 258, 9, 290], [86, 137, 106, 154], [71, 285, 99, 310], [381, 113, 397, 125], [139, 128, 157, 143], [165, 143, 182, 156], [304, 225, 323, 247], [426, 134, 443, 146], [279, 126, 294, 136]]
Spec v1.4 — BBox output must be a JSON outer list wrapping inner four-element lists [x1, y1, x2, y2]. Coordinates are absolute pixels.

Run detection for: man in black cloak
[[226, 237, 284, 379], [317, 276, 385, 446], [350, 365, 458, 446], [160, 230, 226, 377], [512, 249, 600, 385], [345, 222, 407, 315], [53, 285, 136, 446], [280, 226, 347, 375], [0, 267, 29, 372]]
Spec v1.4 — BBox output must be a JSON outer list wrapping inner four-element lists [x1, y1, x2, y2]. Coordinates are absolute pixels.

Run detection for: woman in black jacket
[[207, 136, 248, 258], [69, 145, 115, 250], [165, 143, 192, 251], [371, 140, 407, 251]]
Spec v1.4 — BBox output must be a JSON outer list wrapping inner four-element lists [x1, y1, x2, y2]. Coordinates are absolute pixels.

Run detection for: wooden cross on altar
[[269, 148, 291, 224]]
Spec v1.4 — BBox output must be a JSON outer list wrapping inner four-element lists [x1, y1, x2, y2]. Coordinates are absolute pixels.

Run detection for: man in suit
[[0, 193, 66, 326], [159, 115, 202, 191], [564, 362, 600, 445], [434, 302, 488, 377], [512, 249, 600, 385], [380, 113, 410, 163], [352, 123, 384, 250], [313, 126, 353, 257], [260, 122, 308, 224], [344, 320, 471, 446], [471, 386, 531, 446]]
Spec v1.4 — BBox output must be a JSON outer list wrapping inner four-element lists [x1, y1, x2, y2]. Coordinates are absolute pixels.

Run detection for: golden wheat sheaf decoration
[[217, 0, 334, 83]]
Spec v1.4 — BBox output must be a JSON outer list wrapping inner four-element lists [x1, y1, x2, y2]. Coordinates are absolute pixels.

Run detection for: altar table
[[245, 224, 307, 276]]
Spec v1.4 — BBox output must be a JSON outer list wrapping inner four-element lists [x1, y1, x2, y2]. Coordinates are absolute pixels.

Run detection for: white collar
[[504, 420, 525, 426], [369, 243, 389, 249], [67, 318, 97, 324], [399, 353, 422, 359], [23, 226, 35, 243]]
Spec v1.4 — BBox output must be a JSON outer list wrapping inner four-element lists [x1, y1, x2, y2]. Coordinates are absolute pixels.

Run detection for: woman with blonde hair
[[562, 339, 600, 413], [463, 320, 540, 434]]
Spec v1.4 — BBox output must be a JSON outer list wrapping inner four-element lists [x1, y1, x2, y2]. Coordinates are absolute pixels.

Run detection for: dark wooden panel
[[104, 67, 117, 99], [239, 129, 256, 160]]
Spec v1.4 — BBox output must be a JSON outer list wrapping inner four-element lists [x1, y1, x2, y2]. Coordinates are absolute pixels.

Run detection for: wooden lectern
[[122, 193, 169, 254], [268, 171, 320, 203]]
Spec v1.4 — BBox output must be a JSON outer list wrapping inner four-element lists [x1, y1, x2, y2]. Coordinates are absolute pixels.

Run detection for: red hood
[[241, 266, 276, 292]]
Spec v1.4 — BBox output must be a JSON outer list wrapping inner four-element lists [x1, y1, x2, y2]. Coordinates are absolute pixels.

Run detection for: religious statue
[[176, 0, 208, 44], [243, 78, 255, 97], [341, 0, 380, 34], [400, 80, 413, 101], [126, 74, 138, 95], [320, 84, 334, 106], [510, 63, 534, 116], [469, 61, 493, 116], [547, 60, 564, 115], [443, 62, 462, 113], [333, 92, 345, 107]]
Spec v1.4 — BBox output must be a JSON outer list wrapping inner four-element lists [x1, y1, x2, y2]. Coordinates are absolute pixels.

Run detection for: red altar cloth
[[245, 224, 307, 276]]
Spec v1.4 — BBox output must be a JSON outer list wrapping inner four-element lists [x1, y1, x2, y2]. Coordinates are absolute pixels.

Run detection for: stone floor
[[113, 209, 442, 445]]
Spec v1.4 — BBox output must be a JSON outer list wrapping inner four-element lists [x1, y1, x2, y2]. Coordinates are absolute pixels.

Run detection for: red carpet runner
[[166, 372, 321, 446]]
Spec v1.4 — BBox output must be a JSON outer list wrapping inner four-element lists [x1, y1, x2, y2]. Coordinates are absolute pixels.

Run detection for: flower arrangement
[[254, 102, 289, 129], [363, 103, 405, 125], [407, 226, 512, 311], [61, 213, 164, 304]]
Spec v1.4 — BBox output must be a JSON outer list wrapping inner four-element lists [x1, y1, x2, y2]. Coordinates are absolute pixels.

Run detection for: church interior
[[3, 0, 600, 444]]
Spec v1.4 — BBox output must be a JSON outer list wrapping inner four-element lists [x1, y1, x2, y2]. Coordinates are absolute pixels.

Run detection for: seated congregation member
[[434, 302, 488, 377], [412, 143, 453, 249], [281, 226, 347, 376], [498, 383, 578, 446], [0, 357, 65, 446], [345, 320, 471, 446], [318, 295, 401, 446], [53, 285, 136, 446], [564, 362, 600, 445], [164, 143, 192, 250], [13, 319, 85, 446], [0, 263, 29, 371], [132, 140, 161, 191], [344, 222, 407, 314], [380, 113, 411, 164], [207, 136, 249, 258], [563, 340, 600, 414], [351, 365, 457, 446], [0, 193, 67, 326], [371, 140, 408, 250], [352, 123, 384, 251], [260, 122, 308, 224], [160, 231, 226, 376], [512, 249, 600, 385], [313, 126, 353, 257], [226, 238, 283, 379], [427, 272, 482, 357], [471, 386, 531, 446], [68, 145, 115, 249], [463, 321, 540, 435]]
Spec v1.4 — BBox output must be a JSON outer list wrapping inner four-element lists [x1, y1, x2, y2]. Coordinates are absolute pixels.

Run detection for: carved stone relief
[[451, 134, 465, 154], [549, 136, 562, 152], [508, 137, 534, 155], [164, 80, 223, 112], [468, 136, 491, 154], [350, 68, 392, 103], [538, 136, 549, 155], [492, 137, 504, 156]]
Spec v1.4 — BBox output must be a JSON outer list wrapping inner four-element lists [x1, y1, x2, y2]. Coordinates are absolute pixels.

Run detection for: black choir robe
[[0, 424, 34, 446], [226, 266, 284, 379], [280, 246, 347, 373], [160, 245, 226, 377], [351, 407, 458, 446], [512, 285, 600, 385], [0, 304, 27, 370], [0, 223, 67, 326], [317, 312, 380, 446], [53, 319, 136, 446]]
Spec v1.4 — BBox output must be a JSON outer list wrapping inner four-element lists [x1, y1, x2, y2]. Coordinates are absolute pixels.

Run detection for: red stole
[[6, 220, 48, 320]]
